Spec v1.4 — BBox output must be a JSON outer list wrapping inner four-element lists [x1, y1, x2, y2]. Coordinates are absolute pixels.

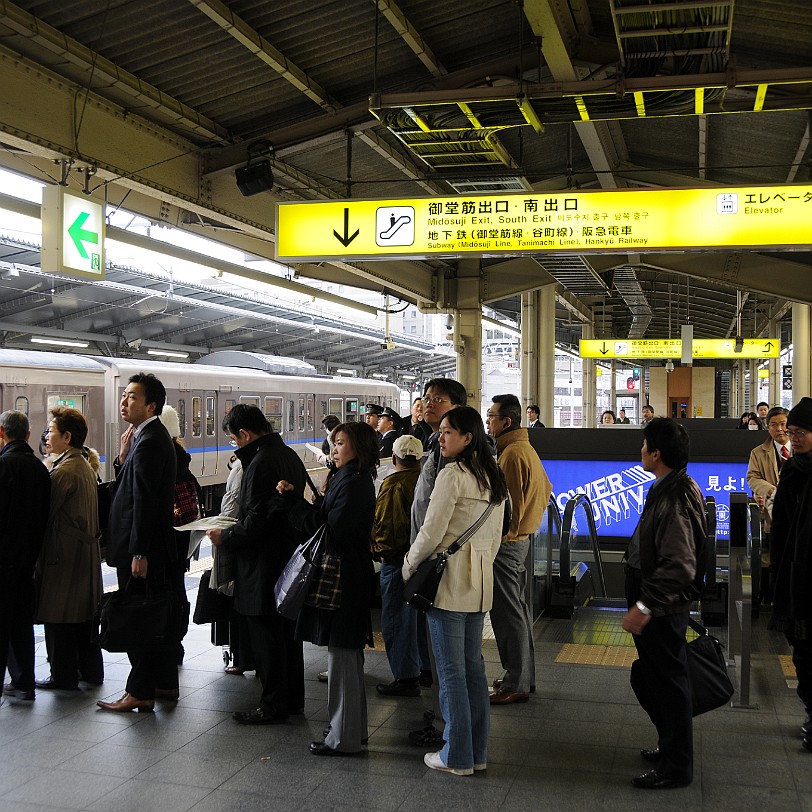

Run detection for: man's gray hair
[[0, 410, 30, 440]]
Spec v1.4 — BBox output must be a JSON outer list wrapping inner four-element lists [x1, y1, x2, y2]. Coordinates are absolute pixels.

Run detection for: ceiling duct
[[612, 265, 653, 338]]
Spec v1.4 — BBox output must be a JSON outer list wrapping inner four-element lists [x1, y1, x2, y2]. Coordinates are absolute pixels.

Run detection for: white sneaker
[[424, 751, 474, 776], [474, 763, 487, 771]]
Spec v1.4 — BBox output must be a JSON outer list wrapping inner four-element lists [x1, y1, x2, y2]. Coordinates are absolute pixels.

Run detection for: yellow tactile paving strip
[[555, 643, 638, 668], [779, 654, 795, 678]]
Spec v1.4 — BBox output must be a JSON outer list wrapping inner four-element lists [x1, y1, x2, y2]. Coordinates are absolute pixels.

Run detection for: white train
[[0, 348, 401, 504]]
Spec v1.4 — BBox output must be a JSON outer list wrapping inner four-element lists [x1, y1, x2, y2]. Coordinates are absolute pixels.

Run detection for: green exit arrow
[[67, 212, 99, 259]]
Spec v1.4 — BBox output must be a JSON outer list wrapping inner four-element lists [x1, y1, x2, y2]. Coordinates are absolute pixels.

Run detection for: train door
[[189, 391, 217, 478]]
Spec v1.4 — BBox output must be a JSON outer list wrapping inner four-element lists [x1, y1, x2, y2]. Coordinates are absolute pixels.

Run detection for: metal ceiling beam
[[186, 0, 338, 112], [523, 0, 629, 189], [0, 281, 80, 314], [786, 118, 811, 184], [376, 0, 447, 77], [355, 130, 446, 195], [0, 0, 229, 143]]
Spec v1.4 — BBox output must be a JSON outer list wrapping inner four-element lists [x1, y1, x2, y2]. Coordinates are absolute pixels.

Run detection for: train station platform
[[0, 575, 807, 812]]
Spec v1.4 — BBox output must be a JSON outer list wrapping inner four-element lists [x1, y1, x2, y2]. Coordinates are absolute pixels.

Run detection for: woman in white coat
[[403, 406, 507, 776]]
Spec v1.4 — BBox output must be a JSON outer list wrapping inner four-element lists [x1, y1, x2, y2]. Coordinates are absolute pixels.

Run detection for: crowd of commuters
[[2, 370, 810, 789]]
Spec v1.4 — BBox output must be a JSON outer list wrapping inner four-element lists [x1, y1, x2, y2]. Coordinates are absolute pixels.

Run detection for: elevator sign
[[275, 184, 812, 261], [41, 186, 106, 280]]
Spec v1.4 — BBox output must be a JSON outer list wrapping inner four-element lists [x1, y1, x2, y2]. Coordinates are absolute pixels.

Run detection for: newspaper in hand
[[176, 515, 238, 532]]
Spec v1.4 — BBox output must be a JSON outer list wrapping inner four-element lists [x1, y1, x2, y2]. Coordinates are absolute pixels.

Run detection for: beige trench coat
[[35, 447, 102, 623]]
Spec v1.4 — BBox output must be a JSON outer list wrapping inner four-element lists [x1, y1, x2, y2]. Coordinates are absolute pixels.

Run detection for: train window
[[224, 399, 236, 414], [14, 396, 29, 415], [177, 399, 186, 439], [328, 397, 342, 419], [265, 397, 282, 433], [46, 394, 86, 413], [306, 396, 314, 432], [319, 399, 328, 422], [240, 396, 260, 407], [206, 396, 215, 436], [346, 398, 358, 422], [298, 397, 305, 432], [192, 397, 202, 438], [287, 399, 294, 433]]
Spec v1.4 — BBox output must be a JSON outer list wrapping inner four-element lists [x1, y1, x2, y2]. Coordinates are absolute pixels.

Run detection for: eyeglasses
[[787, 429, 808, 441], [485, 412, 504, 420], [425, 396, 450, 405]]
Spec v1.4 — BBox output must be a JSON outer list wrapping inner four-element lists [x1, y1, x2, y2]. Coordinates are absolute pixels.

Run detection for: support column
[[521, 287, 555, 426], [768, 316, 781, 406], [793, 303, 811, 400], [453, 260, 484, 409], [582, 323, 596, 429]]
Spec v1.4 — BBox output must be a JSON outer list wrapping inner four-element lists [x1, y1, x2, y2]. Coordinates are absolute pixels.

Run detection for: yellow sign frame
[[580, 338, 779, 359], [275, 184, 812, 261]]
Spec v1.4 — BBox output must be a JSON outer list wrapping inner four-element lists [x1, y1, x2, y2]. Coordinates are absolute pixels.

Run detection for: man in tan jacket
[[486, 394, 552, 704], [747, 405, 791, 605]]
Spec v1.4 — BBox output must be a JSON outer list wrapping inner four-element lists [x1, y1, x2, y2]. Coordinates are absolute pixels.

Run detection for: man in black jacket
[[0, 410, 51, 704], [97, 373, 177, 713], [208, 405, 308, 724], [622, 418, 707, 789]]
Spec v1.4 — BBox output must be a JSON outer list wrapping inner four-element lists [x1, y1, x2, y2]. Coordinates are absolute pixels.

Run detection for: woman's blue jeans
[[427, 608, 490, 769]]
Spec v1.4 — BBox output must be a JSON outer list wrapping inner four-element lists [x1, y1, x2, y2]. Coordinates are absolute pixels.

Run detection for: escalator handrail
[[544, 495, 562, 588], [560, 493, 606, 597]]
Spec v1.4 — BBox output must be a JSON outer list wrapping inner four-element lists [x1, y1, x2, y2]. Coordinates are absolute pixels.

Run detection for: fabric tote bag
[[686, 617, 734, 716]]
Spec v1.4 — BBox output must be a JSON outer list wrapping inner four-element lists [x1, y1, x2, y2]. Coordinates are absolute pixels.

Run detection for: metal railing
[[560, 494, 606, 598]]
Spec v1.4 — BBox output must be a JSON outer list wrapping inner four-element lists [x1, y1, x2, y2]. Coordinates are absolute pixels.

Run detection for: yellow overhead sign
[[580, 338, 779, 359], [275, 184, 812, 261]]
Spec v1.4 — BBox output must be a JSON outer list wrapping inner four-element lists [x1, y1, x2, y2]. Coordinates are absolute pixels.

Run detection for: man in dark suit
[[377, 407, 401, 458], [97, 373, 177, 713], [525, 404, 545, 428], [208, 405, 308, 724], [0, 410, 51, 704]]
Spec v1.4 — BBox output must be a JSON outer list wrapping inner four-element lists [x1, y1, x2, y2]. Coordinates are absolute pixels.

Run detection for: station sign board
[[275, 184, 812, 261], [41, 186, 105, 280], [580, 337, 779, 359]]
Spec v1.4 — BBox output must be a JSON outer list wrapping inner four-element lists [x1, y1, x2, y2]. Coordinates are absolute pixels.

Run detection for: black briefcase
[[686, 618, 734, 716], [100, 581, 184, 653]]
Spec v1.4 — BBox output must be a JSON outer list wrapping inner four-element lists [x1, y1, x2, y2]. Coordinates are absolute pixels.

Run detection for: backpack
[[174, 475, 203, 526]]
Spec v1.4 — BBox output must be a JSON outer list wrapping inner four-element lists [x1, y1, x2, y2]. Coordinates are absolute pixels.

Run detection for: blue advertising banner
[[543, 459, 749, 541]]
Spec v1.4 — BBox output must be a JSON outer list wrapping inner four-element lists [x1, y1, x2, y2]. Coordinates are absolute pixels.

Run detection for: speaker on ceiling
[[235, 159, 274, 196]]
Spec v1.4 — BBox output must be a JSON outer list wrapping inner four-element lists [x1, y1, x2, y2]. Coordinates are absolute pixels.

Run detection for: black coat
[[105, 418, 177, 569], [287, 460, 376, 649], [771, 453, 812, 630], [222, 433, 308, 616], [0, 439, 51, 572]]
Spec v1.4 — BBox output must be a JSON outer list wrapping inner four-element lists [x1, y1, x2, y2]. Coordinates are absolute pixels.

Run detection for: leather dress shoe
[[640, 746, 660, 763], [35, 678, 79, 691], [322, 725, 369, 745], [489, 689, 530, 705], [154, 688, 179, 701], [493, 678, 536, 693], [376, 679, 420, 697], [309, 741, 361, 757], [97, 692, 154, 713], [3, 682, 35, 700], [232, 707, 288, 725], [631, 770, 690, 789]]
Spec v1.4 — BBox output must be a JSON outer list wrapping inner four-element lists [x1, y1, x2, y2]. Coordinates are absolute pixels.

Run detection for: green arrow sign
[[67, 212, 99, 259]]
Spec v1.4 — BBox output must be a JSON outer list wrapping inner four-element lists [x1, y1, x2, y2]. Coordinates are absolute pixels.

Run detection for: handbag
[[192, 568, 232, 625], [686, 617, 734, 716], [274, 525, 325, 620], [99, 580, 185, 652], [305, 532, 341, 610], [403, 501, 497, 612], [174, 476, 202, 527]]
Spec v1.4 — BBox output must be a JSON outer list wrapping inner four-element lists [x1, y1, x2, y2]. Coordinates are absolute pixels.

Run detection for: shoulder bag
[[686, 617, 734, 715], [274, 524, 326, 620], [403, 501, 497, 612]]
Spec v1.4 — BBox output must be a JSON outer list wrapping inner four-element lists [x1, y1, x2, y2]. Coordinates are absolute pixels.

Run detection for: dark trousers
[[1, 575, 35, 690], [43, 620, 104, 687], [630, 612, 693, 783], [244, 611, 304, 715], [788, 636, 812, 712], [116, 563, 179, 700]]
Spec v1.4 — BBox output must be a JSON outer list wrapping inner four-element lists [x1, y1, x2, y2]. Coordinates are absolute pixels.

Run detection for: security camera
[[126, 338, 142, 350], [664, 359, 675, 373], [445, 314, 454, 331]]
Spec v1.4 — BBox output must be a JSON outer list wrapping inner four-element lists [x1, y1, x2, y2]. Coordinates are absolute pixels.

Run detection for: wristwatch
[[133, 555, 145, 561], [636, 601, 652, 616]]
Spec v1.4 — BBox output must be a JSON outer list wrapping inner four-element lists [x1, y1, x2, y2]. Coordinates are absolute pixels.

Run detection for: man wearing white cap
[[371, 434, 424, 696]]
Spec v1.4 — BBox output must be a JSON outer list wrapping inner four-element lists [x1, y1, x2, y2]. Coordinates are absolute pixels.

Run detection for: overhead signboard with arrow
[[580, 337, 779, 359], [41, 186, 105, 280]]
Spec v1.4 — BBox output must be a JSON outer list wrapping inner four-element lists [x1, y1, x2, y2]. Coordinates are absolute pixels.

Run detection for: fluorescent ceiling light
[[336, 368, 355, 375], [147, 348, 189, 359], [371, 373, 388, 379], [31, 336, 89, 348], [400, 374, 416, 380]]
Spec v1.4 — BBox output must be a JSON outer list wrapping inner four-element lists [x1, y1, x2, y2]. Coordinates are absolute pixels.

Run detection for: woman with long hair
[[402, 406, 507, 775], [277, 420, 379, 756], [34, 407, 103, 689]]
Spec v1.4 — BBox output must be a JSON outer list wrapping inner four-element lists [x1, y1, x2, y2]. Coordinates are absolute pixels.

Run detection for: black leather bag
[[686, 618, 734, 716], [274, 526, 323, 621], [192, 568, 232, 625], [403, 502, 497, 613], [100, 580, 185, 653]]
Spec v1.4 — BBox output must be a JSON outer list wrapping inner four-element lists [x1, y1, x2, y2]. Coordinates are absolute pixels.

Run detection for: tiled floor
[[1, 583, 809, 812]]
